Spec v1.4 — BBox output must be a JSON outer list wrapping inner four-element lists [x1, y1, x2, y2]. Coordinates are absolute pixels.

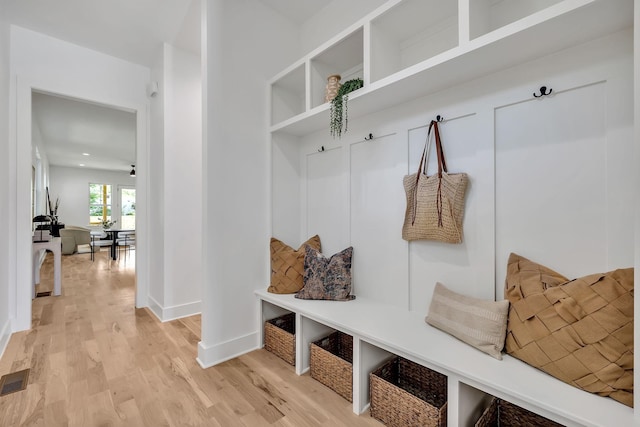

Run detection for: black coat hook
[[436, 115, 444, 122], [364, 133, 373, 141], [533, 86, 553, 98], [318, 146, 325, 152]]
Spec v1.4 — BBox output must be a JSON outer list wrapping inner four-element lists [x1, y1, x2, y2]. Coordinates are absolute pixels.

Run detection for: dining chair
[[90, 230, 113, 261], [116, 231, 135, 261]]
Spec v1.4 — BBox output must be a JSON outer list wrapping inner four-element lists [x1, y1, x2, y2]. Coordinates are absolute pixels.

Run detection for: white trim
[[147, 295, 163, 321], [196, 332, 259, 369], [12, 78, 150, 331], [147, 296, 201, 322]]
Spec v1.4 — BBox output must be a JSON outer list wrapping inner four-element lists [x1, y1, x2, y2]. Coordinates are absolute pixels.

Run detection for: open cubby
[[469, 0, 564, 40], [370, 0, 458, 83], [310, 27, 364, 109], [271, 63, 306, 125]]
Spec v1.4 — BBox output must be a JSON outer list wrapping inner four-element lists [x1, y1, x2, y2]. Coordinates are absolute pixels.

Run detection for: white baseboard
[[147, 296, 201, 322], [196, 332, 259, 368], [0, 318, 12, 360], [147, 296, 163, 321]]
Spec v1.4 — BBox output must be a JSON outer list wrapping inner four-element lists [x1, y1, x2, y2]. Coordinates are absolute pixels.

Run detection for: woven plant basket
[[264, 313, 295, 365], [475, 398, 564, 427], [370, 357, 447, 427], [310, 331, 353, 402]]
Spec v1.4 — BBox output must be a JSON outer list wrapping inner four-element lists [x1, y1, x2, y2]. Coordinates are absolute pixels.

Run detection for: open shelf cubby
[[370, 0, 458, 83], [469, 0, 565, 40], [310, 27, 364, 110], [271, 63, 306, 126]]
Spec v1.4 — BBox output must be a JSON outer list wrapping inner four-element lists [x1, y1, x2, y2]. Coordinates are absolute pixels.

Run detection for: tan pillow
[[505, 253, 634, 407], [426, 282, 509, 360], [268, 235, 321, 294]]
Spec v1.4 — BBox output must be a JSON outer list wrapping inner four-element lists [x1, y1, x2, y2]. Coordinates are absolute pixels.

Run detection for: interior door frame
[[12, 78, 149, 331]]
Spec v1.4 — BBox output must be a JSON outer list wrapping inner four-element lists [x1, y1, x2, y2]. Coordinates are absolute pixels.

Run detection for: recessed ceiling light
[[82, 153, 90, 156], [79, 163, 85, 167]]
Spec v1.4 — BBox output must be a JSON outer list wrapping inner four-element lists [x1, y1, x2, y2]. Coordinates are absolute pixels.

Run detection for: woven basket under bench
[[475, 397, 564, 427], [310, 331, 353, 402], [370, 356, 447, 427], [264, 313, 295, 365]]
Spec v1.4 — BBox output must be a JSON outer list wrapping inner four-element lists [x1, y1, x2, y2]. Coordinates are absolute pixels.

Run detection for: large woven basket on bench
[[264, 313, 295, 365], [475, 397, 564, 427], [370, 356, 447, 427], [310, 331, 353, 402]]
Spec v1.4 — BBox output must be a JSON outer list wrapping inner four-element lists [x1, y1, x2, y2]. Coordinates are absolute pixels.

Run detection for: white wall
[[0, 4, 12, 356], [149, 48, 166, 309], [9, 26, 151, 330], [48, 166, 135, 228], [198, 0, 301, 367], [149, 43, 202, 320]]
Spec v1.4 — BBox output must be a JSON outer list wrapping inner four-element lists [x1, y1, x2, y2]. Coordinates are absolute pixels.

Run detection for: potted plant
[[330, 78, 363, 138], [101, 219, 117, 230]]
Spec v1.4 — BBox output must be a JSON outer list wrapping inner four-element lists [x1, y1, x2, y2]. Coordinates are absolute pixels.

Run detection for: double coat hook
[[533, 86, 553, 98]]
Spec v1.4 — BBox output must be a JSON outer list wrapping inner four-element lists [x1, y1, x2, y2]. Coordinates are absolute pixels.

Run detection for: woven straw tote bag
[[402, 120, 468, 243]]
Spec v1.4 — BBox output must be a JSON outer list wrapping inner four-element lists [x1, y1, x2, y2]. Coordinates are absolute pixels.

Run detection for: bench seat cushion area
[[504, 253, 634, 407]]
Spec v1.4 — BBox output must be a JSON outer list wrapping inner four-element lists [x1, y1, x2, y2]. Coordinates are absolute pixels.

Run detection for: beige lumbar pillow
[[268, 235, 321, 294], [426, 282, 509, 360]]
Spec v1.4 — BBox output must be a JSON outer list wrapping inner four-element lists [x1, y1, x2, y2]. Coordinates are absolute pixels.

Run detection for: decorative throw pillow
[[505, 253, 634, 407], [295, 246, 355, 301], [268, 235, 321, 294], [425, 282, 509, 360]]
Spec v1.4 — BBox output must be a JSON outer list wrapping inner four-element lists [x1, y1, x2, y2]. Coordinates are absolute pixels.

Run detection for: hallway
[[0, 251, 379, 426]]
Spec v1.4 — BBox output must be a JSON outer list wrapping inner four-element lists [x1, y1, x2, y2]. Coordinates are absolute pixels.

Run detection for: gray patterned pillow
[[295, 246, 355, 301]]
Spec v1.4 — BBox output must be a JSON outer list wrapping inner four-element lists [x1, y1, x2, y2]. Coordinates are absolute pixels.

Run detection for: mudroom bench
[[255, 290, 633, 427]]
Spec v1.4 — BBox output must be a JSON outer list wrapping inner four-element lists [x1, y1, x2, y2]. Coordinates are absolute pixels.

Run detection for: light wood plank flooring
[[0, 250, 382, 426]]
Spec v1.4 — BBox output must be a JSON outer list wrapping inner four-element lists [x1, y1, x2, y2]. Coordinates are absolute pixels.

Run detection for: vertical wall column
[[198, 0, 224, 367]]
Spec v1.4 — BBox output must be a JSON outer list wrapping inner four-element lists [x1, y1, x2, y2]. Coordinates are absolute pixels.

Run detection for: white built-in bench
[[256, 290, 634, 427]]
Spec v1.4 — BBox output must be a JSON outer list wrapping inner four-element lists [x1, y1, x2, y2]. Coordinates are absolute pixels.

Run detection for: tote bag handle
[[411, 120, 448, 226]]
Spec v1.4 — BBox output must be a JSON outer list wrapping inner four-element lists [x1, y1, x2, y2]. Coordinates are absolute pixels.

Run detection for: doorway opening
[[15, 84, 149, 331]]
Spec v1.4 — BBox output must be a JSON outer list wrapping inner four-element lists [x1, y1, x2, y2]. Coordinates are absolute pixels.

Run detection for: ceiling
[[32, 92, 137, 172], [4, 0, 326, 172]]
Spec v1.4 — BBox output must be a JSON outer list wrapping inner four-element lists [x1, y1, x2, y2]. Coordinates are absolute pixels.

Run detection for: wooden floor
[[0, 250, 382, 426]]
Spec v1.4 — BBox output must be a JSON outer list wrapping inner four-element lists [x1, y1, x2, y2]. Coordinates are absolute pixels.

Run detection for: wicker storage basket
[[475, 397, 564, 427], [264, 313, 295, 365], [310, 331, 353, 402], [370, 357, 447, 427]]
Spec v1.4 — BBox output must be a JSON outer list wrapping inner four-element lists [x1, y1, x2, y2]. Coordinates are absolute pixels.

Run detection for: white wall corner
[[147, 295, 164, 321], [160, 300, 201, 322], [196, 332, 259, 369], [147, 296, 201, 323]]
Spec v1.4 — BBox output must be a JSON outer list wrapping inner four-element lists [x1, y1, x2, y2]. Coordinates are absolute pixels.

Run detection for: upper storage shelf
[[269, 0, 633, 136], [310, 28, 364, 110], [370, 0, 459, 83]]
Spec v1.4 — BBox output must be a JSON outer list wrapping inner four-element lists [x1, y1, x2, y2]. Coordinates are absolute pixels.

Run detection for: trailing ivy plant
[[330, 78, 363, 138]]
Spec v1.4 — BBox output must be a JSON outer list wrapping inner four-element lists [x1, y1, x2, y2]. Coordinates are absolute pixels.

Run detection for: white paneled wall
[[496, 82, 610, 285], [407, 112, 495, 311], [349, 133, 407, 306], [272, 29, 634, 317], [304, 147, 347, 256]]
